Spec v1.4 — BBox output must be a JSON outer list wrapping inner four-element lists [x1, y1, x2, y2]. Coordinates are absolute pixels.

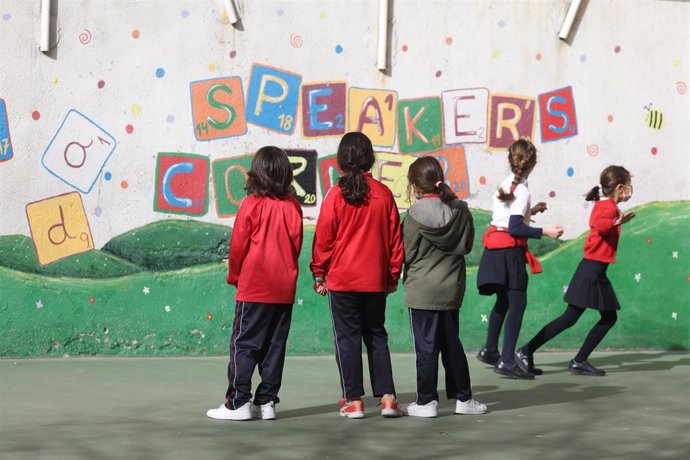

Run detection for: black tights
[[484, 289, 527, 365], [525, 305, 618, 362]]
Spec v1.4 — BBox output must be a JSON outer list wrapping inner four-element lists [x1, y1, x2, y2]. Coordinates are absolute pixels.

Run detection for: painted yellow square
[[348, 88, 397, 147], [372, 152, 417, 209], [26, 192, 94, 266]]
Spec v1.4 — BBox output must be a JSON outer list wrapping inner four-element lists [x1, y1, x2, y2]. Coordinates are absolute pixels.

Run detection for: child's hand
[[387, 282, 398, 295], [531, 202, 548, 215], [313, 280, 328, 296], [544, 226, 564, 239], [618, 211, 636, 225]]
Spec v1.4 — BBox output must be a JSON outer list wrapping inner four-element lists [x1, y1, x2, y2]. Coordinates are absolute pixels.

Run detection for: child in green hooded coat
[[400, 157, 487, 418]]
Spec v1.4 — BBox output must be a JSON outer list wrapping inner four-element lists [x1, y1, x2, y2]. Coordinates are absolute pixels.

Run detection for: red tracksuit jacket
[[310, 173, 403, 292], [227, 194, 303, 304], [583, 198, 621, 264]]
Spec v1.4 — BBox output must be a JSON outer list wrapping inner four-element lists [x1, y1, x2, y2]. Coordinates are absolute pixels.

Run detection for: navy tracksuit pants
[[225, 301, 293, 410], [409, 308, 473, 404], [328, 291, 396, 400]]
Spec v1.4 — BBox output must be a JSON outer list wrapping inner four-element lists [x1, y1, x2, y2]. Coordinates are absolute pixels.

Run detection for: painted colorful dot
[[94, 206, 102, 217], [335, 45, 343, 54], [97, 80, 105, 89], [567, 167, 575, 177], [126, 124, 134, 134], [651, 147, 658, 155], [121, 181, 128, 189], [104, 172, 112, 181], [131, 29, 140, 39], [155, 68, 165, 78], [32, 111, 41, 120], [402, 45, 408, 52]]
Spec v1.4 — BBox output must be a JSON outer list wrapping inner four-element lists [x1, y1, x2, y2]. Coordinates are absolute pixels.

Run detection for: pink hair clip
[[435, 180, 443, 188]]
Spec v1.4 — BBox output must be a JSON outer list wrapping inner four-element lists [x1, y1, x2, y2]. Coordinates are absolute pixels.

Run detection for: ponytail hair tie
[[435, 180, 443, 188]]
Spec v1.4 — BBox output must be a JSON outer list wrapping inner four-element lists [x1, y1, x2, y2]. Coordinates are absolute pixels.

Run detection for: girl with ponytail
[[476, 139, 564, 380], [517, 166, 634, 377], [399, 156, 486, 418], [310, 132, 404, 419]]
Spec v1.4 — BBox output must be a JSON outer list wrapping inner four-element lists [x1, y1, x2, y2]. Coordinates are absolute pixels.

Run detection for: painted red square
[[154, 153, 209, 216]]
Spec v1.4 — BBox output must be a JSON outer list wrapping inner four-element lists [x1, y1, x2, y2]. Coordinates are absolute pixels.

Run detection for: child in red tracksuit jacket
[[311, 132, 404, 419], [517, 166, 635, 377], [207, 146, 303, 422]]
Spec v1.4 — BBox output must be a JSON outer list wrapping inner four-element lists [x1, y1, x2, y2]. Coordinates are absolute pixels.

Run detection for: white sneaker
[[206, 402, 252, 421], [455, 399, 487, 415], [401, 401, 438, 418], [251, 401, 276, 420]]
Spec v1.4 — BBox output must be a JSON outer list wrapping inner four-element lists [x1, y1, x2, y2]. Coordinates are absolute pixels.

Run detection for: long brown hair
[[497, 139, 537, 202], [585, 165, 631, 201], [244, 146, 294, 198], [406, 156, 457, 205], [337, 132, 375, 206]]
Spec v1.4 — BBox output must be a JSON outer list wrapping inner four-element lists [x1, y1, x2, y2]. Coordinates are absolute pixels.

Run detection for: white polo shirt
[[490, 175, 531, 228]]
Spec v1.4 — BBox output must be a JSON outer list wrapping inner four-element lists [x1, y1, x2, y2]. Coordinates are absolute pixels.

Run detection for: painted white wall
[[0, 0, 688, 246]]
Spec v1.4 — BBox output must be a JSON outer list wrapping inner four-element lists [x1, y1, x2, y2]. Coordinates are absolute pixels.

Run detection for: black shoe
[[477, 348, 500, 366], [494, 360, 535, 380], [515, 347, 543, 375], [569, 360, 606, 376]]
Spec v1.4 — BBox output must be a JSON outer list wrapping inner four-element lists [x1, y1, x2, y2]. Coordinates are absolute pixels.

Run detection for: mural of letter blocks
[[154, 153, 209, 216], [301, 82, 347, 138], [0, 99, 13, 162], [41, 110, 117, 193], [286, 149, 317, 206], [373, 152, 417, 209], [246, 64, 302, 134], [190, 76, 247, 141], [317, 154, 341, 198], [427, 146, 470, 200], [441, 88, 489, 144], [487, 94, 536, 150], [397, 97, 443, 154], [25, 192, 94, 266], [348, 88, 397, 147], [212, 154, 254, 218], [538, 86, 578, 143]]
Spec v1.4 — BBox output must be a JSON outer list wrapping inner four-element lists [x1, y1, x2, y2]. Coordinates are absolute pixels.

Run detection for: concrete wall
[[0, 0, 688, 356]]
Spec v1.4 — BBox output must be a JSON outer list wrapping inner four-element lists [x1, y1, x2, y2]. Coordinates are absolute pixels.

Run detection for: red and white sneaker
[[379, 395, 401, 418], [339, 399, 365, 419]]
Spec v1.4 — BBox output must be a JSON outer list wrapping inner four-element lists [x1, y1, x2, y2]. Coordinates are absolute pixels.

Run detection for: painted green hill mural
[[0, 235, 142, 278], [101, 220, 230, 271], [0, 202, 686, 357]]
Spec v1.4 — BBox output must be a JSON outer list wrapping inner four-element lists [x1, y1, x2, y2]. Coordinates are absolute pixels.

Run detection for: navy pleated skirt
[[477, 247, 528, 295], [564, 259, 621, 311]]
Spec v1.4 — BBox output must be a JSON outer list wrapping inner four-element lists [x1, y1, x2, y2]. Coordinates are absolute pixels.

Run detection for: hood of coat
[[406, 198, 470, 253]]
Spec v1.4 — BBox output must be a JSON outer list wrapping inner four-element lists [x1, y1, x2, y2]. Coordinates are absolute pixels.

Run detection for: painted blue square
[[246, 65, 302, 134]]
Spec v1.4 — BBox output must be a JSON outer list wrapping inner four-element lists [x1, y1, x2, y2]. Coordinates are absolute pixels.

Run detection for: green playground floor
[[1, 352, 688, 459]]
